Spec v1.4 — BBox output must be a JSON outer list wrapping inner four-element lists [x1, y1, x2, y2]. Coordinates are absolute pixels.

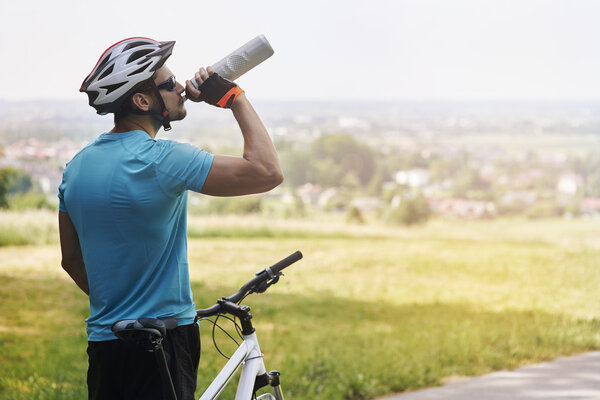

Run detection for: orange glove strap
[[216, 86, 244, 108]]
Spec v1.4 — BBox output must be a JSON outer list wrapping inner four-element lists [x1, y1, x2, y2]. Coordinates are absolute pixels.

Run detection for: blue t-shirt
[[58, 130, 214, 341]]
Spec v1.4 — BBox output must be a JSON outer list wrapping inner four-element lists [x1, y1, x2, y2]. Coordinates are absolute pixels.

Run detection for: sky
[[1, 0, 599, 102]]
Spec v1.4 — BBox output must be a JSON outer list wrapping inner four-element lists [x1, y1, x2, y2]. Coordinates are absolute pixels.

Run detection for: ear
[[131, 92, 153, 112]]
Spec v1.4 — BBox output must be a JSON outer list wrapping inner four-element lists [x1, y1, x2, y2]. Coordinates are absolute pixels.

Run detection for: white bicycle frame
[[199, 330, 279, 400]]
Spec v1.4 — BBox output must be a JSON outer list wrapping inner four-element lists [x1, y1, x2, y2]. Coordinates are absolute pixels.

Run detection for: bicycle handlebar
[[196, 251, 303, 318]]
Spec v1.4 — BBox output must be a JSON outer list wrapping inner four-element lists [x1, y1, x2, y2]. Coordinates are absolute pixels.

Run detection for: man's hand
[[185, 67, 243, 108], [184, 67, 210, 102]]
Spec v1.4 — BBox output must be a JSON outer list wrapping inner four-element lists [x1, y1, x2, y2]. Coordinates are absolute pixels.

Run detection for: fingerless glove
[[199, 73, 244, 108]]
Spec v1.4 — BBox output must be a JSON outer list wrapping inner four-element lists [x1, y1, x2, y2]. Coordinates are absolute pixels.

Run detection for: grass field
[[0, 210, 599, 399]]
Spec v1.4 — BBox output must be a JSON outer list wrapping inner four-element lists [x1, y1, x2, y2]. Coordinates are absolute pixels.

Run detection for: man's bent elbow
[[61, 257, 83, 274], [61, 259, 75, 274], [273, 169, 284, 187], [263, 168, 284, 191]]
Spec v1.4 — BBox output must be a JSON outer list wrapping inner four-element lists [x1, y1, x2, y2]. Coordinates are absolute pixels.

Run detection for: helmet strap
[[126, 80, 172, 131], [149, 80, 172, 131]]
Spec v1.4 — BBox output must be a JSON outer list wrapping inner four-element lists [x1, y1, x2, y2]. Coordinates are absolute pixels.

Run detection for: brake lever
[[251, 273, 283, 294]]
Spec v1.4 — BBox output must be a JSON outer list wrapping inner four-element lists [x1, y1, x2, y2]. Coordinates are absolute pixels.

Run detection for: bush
[[346, 206, 365, 224], [386, 194, 430, 226], [0, 168, 33, 208], [525, 202, 564, 219], [323, 192, 350, 212], [8, 192, 56, 211], [0, 209, 58, 246], [193, 195, 263, 215]]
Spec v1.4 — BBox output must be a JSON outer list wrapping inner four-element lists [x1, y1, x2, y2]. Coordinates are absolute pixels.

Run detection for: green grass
[[0, 212, 599, 399], [0, 210, 58, 247]]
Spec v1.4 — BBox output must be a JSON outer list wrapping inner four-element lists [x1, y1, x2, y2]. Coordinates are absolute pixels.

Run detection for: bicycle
[[111, 250, 303, 400]]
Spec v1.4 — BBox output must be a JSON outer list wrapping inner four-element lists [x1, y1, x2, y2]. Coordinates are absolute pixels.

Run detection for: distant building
[[557, 173, 583, 195], [337, 116, 371, 130], [318, 188, 338, 209], [500, 191, 538, 207], [581, 197, 600, 218], [350, 197, 383, 213], [296, 183, 322, 204], [429, 198, 495, 219], [395, 169, 429, 188]]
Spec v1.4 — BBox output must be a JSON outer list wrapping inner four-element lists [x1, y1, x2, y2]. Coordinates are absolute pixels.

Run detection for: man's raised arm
[[185, 68, 283, 196]]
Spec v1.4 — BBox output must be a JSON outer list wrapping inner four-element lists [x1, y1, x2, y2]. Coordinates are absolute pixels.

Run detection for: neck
[[110, 115, 161, 138]]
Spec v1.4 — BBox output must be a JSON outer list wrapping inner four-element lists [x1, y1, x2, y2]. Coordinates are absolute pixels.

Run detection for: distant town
[[1, 99, 599, 223]]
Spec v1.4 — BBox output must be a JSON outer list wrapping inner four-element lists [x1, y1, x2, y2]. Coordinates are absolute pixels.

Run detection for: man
[[58, 37, 282, 399]]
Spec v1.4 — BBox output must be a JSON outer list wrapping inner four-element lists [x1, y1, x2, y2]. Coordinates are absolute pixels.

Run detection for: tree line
[[3, 133, 599, 225]]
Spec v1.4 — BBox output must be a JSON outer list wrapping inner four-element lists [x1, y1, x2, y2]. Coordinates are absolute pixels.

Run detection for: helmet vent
[[98, 65, 114, 80], [96, 54, 111, 73], [101, 81, 127, 95], [123, 41, 152, 52], [127, 61, 151, 77], [127, 49, 154, 64]]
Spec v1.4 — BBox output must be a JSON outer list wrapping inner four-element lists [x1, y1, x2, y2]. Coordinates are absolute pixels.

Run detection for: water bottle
[[189, 35, 274, 89]]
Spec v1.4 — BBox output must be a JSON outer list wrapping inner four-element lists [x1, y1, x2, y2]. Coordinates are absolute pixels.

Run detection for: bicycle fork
[[269, 371, 285, 400], [255, 370, 284, 400]]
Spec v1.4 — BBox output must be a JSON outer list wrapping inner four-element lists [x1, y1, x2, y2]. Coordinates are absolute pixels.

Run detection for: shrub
[[0, 168, 33, 208], [346, 206, 365, 224], [9, 192, 56, 211], [386, 194, 431, 226], [193, 196, 263, 215], [0, 209, 58, 246], [525, 201, 564, 219]]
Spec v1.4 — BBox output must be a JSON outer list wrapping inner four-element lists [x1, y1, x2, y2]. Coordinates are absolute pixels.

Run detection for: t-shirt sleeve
[[58, 175, 67, 212], [155, 141, 214, 194]]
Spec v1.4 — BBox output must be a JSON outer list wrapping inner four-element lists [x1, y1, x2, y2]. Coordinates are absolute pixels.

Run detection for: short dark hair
[[113, 78, 156, 124]]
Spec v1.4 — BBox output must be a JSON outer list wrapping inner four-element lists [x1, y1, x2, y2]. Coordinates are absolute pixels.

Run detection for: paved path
[[380, 351, 600, 400]]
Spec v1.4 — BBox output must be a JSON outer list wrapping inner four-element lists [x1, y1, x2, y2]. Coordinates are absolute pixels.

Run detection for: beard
[[150, 99, 186, 125], [169, 101, 187, 121]]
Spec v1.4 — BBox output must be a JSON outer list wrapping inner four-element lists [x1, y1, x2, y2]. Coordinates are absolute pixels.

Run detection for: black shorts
[[87, 323, 200, 400]]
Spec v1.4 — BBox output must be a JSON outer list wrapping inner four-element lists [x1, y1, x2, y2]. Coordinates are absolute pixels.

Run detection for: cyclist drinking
[[58, 37, 282, 400]]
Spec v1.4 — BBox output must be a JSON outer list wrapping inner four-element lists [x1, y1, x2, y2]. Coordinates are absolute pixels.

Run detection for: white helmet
[[80, 37, 175, 115]]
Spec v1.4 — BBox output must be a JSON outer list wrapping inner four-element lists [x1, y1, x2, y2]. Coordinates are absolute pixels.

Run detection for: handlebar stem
[[218, 299, 255, 335]]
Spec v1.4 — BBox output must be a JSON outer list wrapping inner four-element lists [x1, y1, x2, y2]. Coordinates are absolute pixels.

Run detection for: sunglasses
[[156, 76, 177, 91]]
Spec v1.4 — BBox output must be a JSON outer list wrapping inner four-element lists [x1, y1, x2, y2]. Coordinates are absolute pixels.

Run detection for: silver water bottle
[[189, 35, 274, 89]]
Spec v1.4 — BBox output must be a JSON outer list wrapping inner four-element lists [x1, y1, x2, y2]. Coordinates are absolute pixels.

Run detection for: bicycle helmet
[[80, 37, 175, 118]]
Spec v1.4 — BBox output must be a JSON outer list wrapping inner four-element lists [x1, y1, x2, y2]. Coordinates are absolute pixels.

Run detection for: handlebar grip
[[269, 251, 303, 274]]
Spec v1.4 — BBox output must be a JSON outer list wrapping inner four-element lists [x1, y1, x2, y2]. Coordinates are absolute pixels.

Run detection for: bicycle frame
[[194, 251, 303, 400], [199, 331, 270, 400]]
